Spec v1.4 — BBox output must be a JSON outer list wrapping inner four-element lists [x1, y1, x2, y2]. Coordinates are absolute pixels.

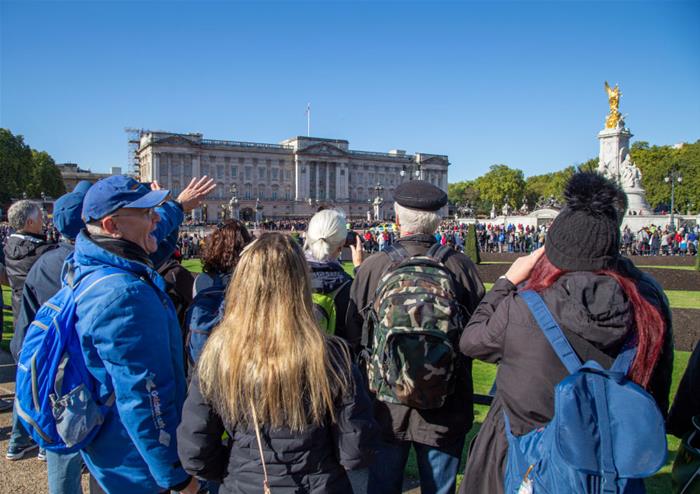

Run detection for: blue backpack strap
[[520, 290, 582, 375], [610, 339, 637, 374]]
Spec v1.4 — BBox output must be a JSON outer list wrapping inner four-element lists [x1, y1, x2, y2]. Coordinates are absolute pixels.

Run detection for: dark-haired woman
[[458, 172, 674, 494], [193, 219, 253, 296]]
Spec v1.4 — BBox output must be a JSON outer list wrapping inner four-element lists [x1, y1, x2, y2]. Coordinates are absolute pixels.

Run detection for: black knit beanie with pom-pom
[[545, 172, 623, 271]]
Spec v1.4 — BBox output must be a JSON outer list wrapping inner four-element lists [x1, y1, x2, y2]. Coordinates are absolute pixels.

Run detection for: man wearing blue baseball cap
[[63, 175, 212, 494], [12, 176, 212, 493]]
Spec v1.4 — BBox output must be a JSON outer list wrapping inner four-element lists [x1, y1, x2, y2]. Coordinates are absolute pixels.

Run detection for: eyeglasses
[[111, 208, 157, 219]]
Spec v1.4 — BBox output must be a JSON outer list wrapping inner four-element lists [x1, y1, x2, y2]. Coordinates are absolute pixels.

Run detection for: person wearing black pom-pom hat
[[458, 172, 673, 494]]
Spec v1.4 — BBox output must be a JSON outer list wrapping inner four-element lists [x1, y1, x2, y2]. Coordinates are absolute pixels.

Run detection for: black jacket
[[346, 234, 485, 451], [458, 268, 674, 494], [668, 343, 700, 438], [3, 232, 57, 322], [177, 342, 379, 493], [307, 256, 353, 345], [10, 242, 73, 361]]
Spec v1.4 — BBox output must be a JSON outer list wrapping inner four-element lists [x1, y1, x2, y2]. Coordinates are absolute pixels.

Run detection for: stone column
[[325, 162, 331, 201], [315, 162, 320, 200], [192, 154, 200, 178], [153, 153, 160, 183], [294, 157, 302, 201]]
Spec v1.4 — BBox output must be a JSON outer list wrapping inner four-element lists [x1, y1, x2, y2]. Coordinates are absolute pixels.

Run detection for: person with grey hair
[[346, 181, 485, 494], [2, 199, 58, 457], [3, 200, 57, 330], [304, 208, 363, 348]]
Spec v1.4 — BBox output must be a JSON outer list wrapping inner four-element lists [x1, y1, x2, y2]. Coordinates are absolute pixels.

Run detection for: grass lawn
[[642, 265, 698, 271], [665, 290, 700, 309]]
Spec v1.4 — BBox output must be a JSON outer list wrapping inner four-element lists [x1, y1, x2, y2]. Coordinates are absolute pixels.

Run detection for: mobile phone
[[345, 231, 360, 247]]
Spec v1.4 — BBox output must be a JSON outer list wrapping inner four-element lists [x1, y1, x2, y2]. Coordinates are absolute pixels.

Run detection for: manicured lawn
[[666, 290, 700, 309], [642, 265, 697, 271]]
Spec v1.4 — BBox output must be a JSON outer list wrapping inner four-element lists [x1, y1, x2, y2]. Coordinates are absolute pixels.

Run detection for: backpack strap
[[426, 242, 452, 265], [520, 290, 582, 375], [383, 243, 410, 264], [610, 339, 637, 374]]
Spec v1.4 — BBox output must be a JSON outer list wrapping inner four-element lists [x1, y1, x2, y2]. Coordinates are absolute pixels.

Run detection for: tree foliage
[[0, 129, 65, 205], [524, 166, 575, 207], [0, 129, 33, 203], [27, 151, 66, 198], [448, 139, 700, 216], [631, 139, 700, 213], [473, 164, 526, 209]]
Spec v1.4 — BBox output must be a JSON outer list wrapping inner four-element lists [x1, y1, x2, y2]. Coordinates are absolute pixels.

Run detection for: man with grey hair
[[2, 199, 58, 454], [346, 180, 485, 494], [4, 200, 57, 329]]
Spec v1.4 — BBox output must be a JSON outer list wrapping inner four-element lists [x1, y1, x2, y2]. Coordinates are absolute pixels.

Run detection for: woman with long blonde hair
[[177, 232, 378, 493]]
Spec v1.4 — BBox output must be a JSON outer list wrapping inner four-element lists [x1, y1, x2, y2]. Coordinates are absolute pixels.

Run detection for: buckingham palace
[[136, 130, 449, 221]]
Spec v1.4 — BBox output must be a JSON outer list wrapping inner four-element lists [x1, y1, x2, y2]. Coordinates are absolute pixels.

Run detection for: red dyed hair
[[524, 254, 665, 388]]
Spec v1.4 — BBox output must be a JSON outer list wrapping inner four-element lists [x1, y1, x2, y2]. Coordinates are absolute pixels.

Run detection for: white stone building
[[136, 131, 449, 221]]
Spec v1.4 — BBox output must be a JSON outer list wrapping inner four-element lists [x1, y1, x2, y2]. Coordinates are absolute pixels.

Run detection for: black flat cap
[[393, 180, 448, 211]]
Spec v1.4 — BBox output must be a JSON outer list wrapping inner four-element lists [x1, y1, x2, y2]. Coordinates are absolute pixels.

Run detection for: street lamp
[[373, 182, 384, 221], [664, 166, 682, 230], [228, 184, 240, 221]]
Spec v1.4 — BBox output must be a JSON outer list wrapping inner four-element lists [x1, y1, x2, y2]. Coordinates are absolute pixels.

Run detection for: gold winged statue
[[604, 81, 621, 129]]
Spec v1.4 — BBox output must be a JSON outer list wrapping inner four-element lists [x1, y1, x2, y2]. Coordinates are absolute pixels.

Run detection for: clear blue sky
[[2, 1, 699, 182]]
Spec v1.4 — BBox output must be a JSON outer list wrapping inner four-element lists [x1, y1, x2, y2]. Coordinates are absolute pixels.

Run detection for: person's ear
[[101, 216, 122, 237]]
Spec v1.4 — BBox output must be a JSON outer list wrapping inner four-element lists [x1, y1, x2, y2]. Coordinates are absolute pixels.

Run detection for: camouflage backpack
[[362, 243, 467, 410]]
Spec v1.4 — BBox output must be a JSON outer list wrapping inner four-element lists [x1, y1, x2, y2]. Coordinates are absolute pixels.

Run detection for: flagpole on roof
[[306, 103, 311, 137]]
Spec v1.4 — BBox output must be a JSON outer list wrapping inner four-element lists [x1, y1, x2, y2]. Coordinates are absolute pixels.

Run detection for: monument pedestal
[[597, 124, 652, 215], [624, 186, 651, 214]]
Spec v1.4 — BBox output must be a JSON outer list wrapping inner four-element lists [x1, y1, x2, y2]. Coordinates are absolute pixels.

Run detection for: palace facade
[[136, 131, 449, 221]]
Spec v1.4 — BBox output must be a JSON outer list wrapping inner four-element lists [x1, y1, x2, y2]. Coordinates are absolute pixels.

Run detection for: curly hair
[[201, 219, 253, 275]]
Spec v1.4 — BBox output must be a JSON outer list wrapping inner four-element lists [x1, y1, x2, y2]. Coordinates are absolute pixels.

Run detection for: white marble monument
[[596, 83, 651, 214]]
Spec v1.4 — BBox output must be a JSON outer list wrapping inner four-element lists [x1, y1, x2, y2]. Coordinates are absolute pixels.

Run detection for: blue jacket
[[66, 203, 189, 493]]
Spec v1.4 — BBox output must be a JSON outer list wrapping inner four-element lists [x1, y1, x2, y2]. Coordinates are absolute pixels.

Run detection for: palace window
[[231, 166, 238, 178]]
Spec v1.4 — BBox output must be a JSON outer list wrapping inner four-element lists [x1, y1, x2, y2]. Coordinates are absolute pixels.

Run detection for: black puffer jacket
[[458, 268, 673, 494], [3, 232, 57, 321], [177, 340, 379, 493]]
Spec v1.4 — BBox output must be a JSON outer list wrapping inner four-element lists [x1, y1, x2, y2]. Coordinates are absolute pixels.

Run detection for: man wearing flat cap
[[60, 175, 213, 494], [346, 180, 485, 494]]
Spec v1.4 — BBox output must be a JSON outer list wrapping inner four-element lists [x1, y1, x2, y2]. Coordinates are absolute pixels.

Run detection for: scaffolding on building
[[124, 127, 142, 179]]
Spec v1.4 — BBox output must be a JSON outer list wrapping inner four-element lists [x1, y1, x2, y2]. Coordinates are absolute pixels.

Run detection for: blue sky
[[1, 1, 699, 181]]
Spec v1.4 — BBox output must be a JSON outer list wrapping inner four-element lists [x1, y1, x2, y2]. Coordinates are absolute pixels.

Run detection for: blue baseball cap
[[82, 175, 170, 222], [53, 181, 92, 240]]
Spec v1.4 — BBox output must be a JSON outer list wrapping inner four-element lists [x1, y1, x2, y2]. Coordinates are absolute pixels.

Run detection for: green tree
[[577, 157, 599, 173], [27, 150, 65, 199], [0, 128, 34, 203], [465, 223, 481, 264], [473, 164, 526, 210], [524, 166, 576, 207], [631, 140, 700, 212], [448, 180, 489, 215]]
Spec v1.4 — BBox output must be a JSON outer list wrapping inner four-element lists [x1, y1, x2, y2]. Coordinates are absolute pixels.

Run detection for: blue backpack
[[185, 276, 227, 370], [503, 290, 667, 494], [14, 267, 126, 453]]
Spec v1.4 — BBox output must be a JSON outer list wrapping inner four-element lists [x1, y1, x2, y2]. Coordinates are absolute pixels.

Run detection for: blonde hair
[[303, 209, 347, 262], [197, 232, 351, 431]]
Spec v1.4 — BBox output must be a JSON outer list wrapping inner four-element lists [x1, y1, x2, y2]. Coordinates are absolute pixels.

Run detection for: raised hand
[[176, 176, 217, 212]]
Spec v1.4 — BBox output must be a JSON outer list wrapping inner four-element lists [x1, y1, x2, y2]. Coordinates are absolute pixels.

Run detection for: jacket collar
[[69, 230, 166, 292]]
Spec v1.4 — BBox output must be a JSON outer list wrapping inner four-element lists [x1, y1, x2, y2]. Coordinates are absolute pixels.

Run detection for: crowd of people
[[0, 172, 696, 494]]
